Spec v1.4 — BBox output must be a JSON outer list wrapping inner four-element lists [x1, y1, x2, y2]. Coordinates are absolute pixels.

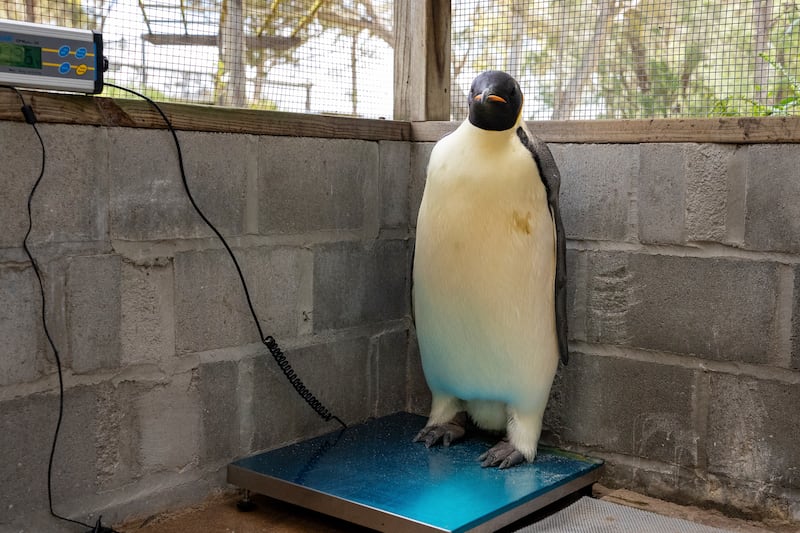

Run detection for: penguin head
[[467, 70, 523, 131]]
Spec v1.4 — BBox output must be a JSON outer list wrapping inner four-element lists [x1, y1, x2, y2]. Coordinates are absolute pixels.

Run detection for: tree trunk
[[753, 0, 774, 105], [552, 0, 617, 120], [25, 0, 37, 23], [507, 0, 526, 80], [218, 0, 246, 107], [351, 33, 358, 116]]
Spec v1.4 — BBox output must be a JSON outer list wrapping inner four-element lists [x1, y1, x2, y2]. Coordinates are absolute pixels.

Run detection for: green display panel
[[0, 42, 42, 69]]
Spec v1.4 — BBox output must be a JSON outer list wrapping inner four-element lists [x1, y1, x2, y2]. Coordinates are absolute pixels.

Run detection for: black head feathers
[[467, 70, 523, 131]]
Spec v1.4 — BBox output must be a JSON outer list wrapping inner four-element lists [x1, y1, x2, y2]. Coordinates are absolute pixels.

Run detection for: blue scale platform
[[227, 412, 603, 533]]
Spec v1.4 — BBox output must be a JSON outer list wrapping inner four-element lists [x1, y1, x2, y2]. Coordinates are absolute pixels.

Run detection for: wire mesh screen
[[1, 0, 394, 118], [4, 1, 799, 120], [451, 0, 800, 120]]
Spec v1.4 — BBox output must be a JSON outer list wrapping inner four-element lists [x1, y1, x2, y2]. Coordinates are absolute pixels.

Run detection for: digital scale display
[[0, 19, 104, 94], [0, 42, 43, 69]]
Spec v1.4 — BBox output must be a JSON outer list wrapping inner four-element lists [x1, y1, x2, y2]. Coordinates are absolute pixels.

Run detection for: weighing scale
[[228, 412, 603, 532], [0, 19, 104, 94]]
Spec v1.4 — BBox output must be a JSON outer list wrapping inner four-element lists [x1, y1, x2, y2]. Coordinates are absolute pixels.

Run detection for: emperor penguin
[[412, 70, 568, 469]]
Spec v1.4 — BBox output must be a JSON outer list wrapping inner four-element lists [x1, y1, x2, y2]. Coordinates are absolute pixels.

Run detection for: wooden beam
[[393, 0, 451, 121], [141, 33, 301, 51], [0, 90, 411, 141], [411, 117, 800, 144], [3, 90, 799, 144]]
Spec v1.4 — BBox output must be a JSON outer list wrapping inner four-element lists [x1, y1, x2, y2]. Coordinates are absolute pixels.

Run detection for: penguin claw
[[479, 438, 526, 469], [413, 412, 467, 448]]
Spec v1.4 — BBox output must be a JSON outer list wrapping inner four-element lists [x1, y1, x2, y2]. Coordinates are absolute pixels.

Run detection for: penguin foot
[[479, 438, 526, 469], [413, 411, 467, 448]]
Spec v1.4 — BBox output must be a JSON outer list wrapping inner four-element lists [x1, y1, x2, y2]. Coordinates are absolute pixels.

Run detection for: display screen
[[0, 42, 42, 69]]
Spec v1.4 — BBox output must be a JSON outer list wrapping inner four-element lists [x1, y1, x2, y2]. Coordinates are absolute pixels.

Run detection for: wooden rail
[[2, 88, 799, 143], [0, 89, 411, 141], [412, 117, 800, 144]]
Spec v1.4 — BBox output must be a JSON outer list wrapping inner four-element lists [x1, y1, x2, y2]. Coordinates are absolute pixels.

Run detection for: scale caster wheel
[[236, 490, 257, 512]]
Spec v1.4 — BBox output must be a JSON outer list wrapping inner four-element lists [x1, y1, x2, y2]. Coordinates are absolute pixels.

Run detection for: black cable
[[5, 86, 120, 533], [104, 83, 346, 429]]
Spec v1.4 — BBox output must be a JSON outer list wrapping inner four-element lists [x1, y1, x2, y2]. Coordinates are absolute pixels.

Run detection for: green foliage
[[456, 0, 800, 119], [594, 0, 727, 118], [711, 54, 800, 117], [6, 0, 800, 119], [100, 80, 174, 103], [0, 0, 88, 27]]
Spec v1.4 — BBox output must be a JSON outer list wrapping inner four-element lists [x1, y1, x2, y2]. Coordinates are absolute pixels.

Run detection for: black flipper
[[516, 127, 569, 365]]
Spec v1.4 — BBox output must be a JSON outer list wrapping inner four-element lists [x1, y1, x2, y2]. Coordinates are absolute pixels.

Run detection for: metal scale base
[[227, 412, 603, 533]]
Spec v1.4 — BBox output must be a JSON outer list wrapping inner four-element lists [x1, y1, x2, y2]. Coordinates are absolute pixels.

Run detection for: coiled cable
[[105, 83, 346, 430]]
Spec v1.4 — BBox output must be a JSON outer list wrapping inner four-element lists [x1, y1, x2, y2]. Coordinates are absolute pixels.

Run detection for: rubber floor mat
[[517, 496, 732, 533]]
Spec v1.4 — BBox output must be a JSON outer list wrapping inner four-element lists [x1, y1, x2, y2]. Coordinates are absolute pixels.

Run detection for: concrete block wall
[[543, 142, 800, 521], [0, 121, 416, 531], [3, 115, 800, 529]]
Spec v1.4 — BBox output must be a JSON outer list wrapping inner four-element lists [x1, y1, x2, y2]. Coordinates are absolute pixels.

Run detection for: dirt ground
[[115, 491, 369, 533], [116, 485, 798, 533]]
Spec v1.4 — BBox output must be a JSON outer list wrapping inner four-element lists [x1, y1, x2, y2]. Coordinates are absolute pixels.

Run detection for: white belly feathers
[[413, 121, 559, 411]]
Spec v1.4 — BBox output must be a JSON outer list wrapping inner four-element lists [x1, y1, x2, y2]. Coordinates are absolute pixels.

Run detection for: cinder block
[[175, 246, 311, 353], [541, 361, 567, 444], [406, 332, 432, 415], [0, 122, 42, 249], [724, 145, 748, 245], [638, 144, 686, 244], [547, 352, 699, 466], [108, 128, 249, 241], [585, 252, 633, 346], [0, 387, 98, 519], [67, 254, 121, 373], [627, 254, 780, 363], [250, 336, 370, 451], [550, 143, 636, 241], [565, 249, 587, 342], [257, 137, 377, 234], [409, 143, 434, 228], [4, 124, 108, 247], [95, 381, 141, 491], [793, 266, 800, 371], [595, 456, 709, 510], [744, 145, 800, 253], [371, 329, 408, 416], [0, 265, 41, 385], [599, 455, 797, 521], [177, 131, 251, 236], [135, 373, 201, 472], [708, 373, 800, 489], [585, 252, 782, 364], [379, 141, 411, 229], [120, 259, 175, 365], [313, 239, 409, 332], [199, 360, 240, 463], [685, 144, 734, 242]]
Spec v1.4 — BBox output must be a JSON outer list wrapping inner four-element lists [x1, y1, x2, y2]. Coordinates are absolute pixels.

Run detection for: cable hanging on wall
[[104, 83, 346, 430], [6, 86, 119, 533], [5, 81, 344, 532]]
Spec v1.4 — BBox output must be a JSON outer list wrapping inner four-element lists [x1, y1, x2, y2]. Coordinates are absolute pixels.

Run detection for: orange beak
[[473, 93, 507, 104]]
